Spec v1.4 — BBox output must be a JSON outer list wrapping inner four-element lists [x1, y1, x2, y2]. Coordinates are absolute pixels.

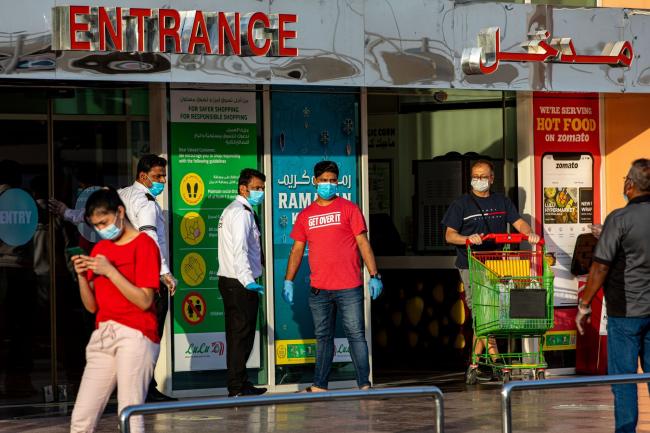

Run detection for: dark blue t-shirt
[[441, 192, 521, 269]]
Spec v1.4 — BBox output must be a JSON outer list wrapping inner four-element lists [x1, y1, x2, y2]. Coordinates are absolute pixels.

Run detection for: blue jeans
[[607, 316, 650, 433], [308, 287, 371, 389]]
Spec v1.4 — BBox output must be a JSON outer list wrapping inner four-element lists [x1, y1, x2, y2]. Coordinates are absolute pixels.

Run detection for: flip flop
[[297, 386, 326, 393]]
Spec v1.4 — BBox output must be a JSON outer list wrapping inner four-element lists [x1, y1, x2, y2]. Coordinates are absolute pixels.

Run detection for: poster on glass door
[[542, 153, 593, 305], [169, 90, 260, 372], [272, 92, 358, 365]]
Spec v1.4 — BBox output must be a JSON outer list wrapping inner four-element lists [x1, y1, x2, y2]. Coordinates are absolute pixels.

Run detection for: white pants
[[70, 321, 160, 433]]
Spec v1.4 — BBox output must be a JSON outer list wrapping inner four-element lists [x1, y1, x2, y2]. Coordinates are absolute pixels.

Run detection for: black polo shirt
[[594, 194, 650, 317], [441, 192, 521, 269]]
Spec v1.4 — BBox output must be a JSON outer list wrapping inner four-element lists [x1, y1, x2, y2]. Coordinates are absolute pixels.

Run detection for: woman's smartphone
[[66, 246, 86, 261]]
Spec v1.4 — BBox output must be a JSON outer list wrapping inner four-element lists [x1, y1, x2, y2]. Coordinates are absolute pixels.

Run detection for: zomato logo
[[52, 6, 298, 57]]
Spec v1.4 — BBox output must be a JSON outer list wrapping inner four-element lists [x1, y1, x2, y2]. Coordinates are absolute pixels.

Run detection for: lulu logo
[[461, 27, 633, 75], [52, 6, 298, 57], [185, 341, 225, 356]]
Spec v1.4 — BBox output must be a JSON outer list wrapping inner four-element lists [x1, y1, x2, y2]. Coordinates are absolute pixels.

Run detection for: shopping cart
[[465, 233, 554, 384]]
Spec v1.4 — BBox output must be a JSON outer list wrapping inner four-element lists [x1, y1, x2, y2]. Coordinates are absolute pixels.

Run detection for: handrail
[[119, 386, 445, 433], [501, 373, 650, 433]]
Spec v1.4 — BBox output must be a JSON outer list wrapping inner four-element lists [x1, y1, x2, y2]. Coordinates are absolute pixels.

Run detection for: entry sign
[[52, 6, 299, 57], [0, 189, 38, 247]]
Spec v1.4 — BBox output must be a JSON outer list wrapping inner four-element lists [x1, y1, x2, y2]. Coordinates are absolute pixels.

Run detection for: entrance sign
[[0, 189, 38, 247], [462, 27, 633, 75], [52, 6, 298, 57]]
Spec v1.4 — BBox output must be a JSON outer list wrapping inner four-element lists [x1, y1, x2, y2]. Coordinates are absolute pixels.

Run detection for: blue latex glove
[[369, 278, 383, 300], [245, 282, 264, 294], [283, 280, 294, 305]]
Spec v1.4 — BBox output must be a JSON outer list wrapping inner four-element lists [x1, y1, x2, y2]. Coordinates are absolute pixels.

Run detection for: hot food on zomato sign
[[52, 6, 298, 57]]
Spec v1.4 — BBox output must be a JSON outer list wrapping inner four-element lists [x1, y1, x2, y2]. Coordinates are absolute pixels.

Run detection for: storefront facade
[[1, 0, 649, 405]]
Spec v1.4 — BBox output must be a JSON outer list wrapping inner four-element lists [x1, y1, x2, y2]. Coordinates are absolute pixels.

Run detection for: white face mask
[[471, 178, 490, 192]]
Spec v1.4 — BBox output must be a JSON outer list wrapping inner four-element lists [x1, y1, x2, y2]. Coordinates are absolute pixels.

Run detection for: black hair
[[314, 160, 339, 178], [84, 187, 126, 220], [76, 164, 102, 186], [471, 159, 494, 174], [136, 154, 167, 178], [238, 168, 266, 187], [0, 160, 22, 187]]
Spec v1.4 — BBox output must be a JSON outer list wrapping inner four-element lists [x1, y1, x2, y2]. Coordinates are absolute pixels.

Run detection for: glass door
[[0, 88, 51, 403], [0, 85, 149, 407]]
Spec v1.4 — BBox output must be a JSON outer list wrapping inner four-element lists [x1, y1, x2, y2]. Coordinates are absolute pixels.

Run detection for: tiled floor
[[2, 373, 650, 432]]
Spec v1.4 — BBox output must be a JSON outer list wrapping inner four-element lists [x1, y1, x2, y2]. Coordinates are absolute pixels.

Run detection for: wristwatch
[[370, 273, 382, 280]]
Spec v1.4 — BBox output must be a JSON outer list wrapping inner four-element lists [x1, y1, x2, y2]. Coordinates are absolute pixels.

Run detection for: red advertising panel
[[533, 92, 601, 306]]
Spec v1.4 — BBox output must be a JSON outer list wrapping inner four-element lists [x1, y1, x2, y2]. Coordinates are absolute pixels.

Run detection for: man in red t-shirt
[[282, 161, 383, 392]]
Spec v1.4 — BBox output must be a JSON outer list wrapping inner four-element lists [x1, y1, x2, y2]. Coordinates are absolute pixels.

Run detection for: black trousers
[[218, 276, 259, 393]]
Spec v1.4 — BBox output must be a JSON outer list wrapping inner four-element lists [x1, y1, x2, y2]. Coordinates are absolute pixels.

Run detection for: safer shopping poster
[[533, 92, 601, 306], [271, 92, 358, 365], [170, 90, 260, 372]]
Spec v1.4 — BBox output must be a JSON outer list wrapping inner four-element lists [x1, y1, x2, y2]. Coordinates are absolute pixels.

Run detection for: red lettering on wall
[[278, 14, 298, 57], [218, 12, 241, 55], [98, 7, 123, 51], [129, 8, 152, 52], [246, 12, 271, 56], [158, 9, 181, 52], [188, 10, 212, 54], [69, 5, 91, 50]]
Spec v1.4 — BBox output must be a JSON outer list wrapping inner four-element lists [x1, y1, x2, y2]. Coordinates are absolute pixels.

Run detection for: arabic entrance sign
[[462, 27, 633, 75]]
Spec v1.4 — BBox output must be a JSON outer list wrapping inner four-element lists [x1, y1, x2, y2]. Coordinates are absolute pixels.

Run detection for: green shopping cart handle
[[465, 233, 545, 246]]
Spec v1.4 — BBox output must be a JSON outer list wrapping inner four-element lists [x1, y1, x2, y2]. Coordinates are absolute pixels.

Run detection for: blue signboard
[[0, 188, 38, 247], [272, 91, 359, 360]]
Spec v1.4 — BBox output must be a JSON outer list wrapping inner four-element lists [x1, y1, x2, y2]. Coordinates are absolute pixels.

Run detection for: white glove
[[590, 224, 603, 239], [575, 301, 592, 335], [161, 273, 178, 296]]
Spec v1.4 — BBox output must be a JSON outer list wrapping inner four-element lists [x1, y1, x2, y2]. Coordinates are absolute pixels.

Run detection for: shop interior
[[366, 89, 521, 374]]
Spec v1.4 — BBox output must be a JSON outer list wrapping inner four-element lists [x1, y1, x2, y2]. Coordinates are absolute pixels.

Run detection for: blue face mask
[[96, 217, 123, 241], [317, 183, 338, 200], [247, 190, 264, 206], [147, 176, 165, 197]]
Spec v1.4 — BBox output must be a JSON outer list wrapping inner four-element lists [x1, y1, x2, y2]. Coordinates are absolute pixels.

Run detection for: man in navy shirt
[[441, 160, 539, 364]]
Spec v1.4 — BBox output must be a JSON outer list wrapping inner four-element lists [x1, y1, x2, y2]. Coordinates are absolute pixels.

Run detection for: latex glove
[[369, 277, 383, 300], [283, 280, 294, 305], [245, 282, 264, 294], [575, 301, 592, 335], [161, 273, 178, 296], [527, 232, 541, 244], [48, 198, 69, 217]]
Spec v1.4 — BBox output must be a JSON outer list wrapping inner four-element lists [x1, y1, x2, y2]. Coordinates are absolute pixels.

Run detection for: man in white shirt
[[217, 168, 267, 397], [118, 154, 177, 402]]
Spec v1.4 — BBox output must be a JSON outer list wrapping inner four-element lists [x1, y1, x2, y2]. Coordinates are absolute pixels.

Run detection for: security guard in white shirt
[[217, 168, 267, 397], [118, 154, 177, 402]]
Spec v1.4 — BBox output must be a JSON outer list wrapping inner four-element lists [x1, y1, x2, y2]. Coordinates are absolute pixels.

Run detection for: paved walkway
[[2, 373, 650, 432]]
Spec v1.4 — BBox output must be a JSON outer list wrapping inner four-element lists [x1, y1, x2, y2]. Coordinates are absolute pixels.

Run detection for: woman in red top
[[69, 188, 161, 433]]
